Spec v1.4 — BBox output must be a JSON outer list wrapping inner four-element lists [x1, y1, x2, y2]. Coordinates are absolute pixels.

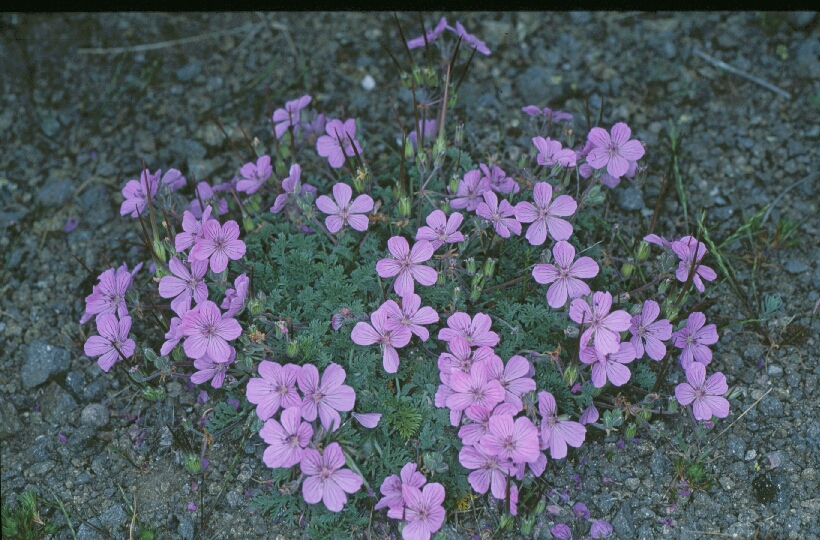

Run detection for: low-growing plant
[[77, 15, 738, 539], [1, 491, 58, 540]]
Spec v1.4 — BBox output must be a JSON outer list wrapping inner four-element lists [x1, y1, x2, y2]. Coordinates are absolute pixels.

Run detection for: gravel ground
[[1, 12, 818, 540]]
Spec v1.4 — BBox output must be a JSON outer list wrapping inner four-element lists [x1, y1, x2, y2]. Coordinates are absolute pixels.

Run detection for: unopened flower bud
[[353, 175, 365, 194], [400, 71, 412, 88], [621, 262, 635, 278], [433, 135, 446, 157], [152, 239, 167, 262], [726, 386, 742, 400], [563, 363, 578, 386], [482, 258, 496, 279], [498, 514, 514, 530], [286, 340, 299, 358], [248, 297, 263, 316], [172, 346, 186, 363], [469, 285, 482, 302], [126, 289, 141, 305], [471, 272, 483, 289], [448, 175, 460, 195], [412, 65, 424, 86], [454, 123, 464, 147], [425, 68, 438, 88], [447, 92, 457, 109], [399, 197, 412, 219], [184, 453, 202, 474], [520, 516, 536, 535], [452, 286, 461, 303], [142, 385, 166, 401], [243, 215, 254, 234], [636, 240, 651, 262], [625, 423, 638, 440], [535, 498, 547, 514], [416, 152, 427, 176], [275, 158, 288, 177], [404, 139, 415, 160], [465, 257, 477, 276], [668, 398, 679, 413], [658, 279, 670, 295], [440, 199, 451, 214], [565, 325, 579, 339], [437, 271, 446, 286]]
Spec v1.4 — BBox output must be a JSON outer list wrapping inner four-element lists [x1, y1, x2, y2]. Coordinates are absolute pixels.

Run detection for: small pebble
[[361, 74, 375, 91]]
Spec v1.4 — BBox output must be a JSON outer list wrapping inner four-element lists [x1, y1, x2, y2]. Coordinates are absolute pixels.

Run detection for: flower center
[[320, 466, 333, 480], [286, 433, 299, 447], [276, 384, 288, 396]]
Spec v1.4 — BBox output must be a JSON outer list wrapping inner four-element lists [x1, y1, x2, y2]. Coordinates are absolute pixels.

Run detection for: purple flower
[[629, 300, 673, 361], [160, 317, 183, 356], [671, 236, 717, 293], [317, 118, 362, 169], [415, 210, 464, 250], [672, 312, 718, 369], [272, 95, 311, 139], [236, 155, 273, 195], [550, 523, 572, 540], [475, 191, 521, 238], [480, 163, 519, 194], [644, 233, 672, 249], [175, 206, 214, 253], [298, 363, 356, 432], [586, 122, 645, 179], [221, 273, 249, 318], [450, 169, 490, 211], [573, 502, 590, 520], [197, 390, 209, 404], [246, 361, 302, 420], [400, 483, 446, 540], [301, 443, 362, 512], [438, 337, 497, 375], [190, 219, 246, 273], [375, 462, 426, 511], [271, 164, 316, 214], [382, 294, 439, 342], [676, 363, 730, 420], [458, 444, 513, 499], [453, 21, 490, 56], [522, 106, 573, 122], [538, 391, 586, 459], [579, 403, 599, 425], [190, 348, 235, 389], [158, 257, 209, 316], [80, 266, 134, 324], [301, 111, 326, 145], [479, 414, 540, 464], [532, 240, 599, 308], [375, 237, 437, 297], [446, 362, 505, 417], [438, 312, 499, 347], [533, 136, 577, 167], [260, 406, 313, 468], [495, 355, 536, 409], [64, 216, 79, 233], [351, 308, 412, 373], [120, 169, 159, 218], [180, 300, 242, 362], [187, 502, 197, 512], [579, 342, 637, 388], [590, 519, 614, 538], [84, 314, 135, 372], [58, 432, 67, 444], [407, 119, 438, 151], [515, 182, 577, 244], [161, 168, 186, 191], [407, 17, 449, 49], [189, 182, 228, 218], [315, 182, 374, 233], [458, 406, 492, 446], [569, 291, 632, 356], [351, 412, 381, 428]]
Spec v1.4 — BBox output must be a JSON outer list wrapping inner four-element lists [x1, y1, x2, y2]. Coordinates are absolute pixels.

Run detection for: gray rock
[[759, 395, 783, 417], [68, 425, 96, 450], [651, 450, 673, 479], [177, 516, 195, 540], [767, 364, 783, 377], [83, 378, 108, 402], [743, 345, 765, 362], [797, 40, 820, 79], [618, 187, 645, 211], [612, 501, 635, 537], [75, 471, 92, 485], [65, 370, 86, 398], [21, 340, 71, 389], [29, 460, 55, 476], [77, 504, 128, 540], [80, 403, 109, 429], [788, 11, 817, 28], [0, 396, 22, 440], [40, 382, 78, 424], [726, 437, 746, 459], [516, 66, 554, 105], [29, 436, 52, 461], [37, 178, 75, 207], [784, 258, 809, 274], [176, 62, 201, 82], [569, 11, 592, 24], [594, 491, 617, 513]]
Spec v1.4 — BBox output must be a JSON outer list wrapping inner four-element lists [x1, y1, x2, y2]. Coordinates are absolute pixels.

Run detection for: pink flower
[[438, 338, 498, 376], [382, 294, 439, 342], [175, 206, 214, 252], [270, 164, 316, 214], [579, 403, 599, 425], [495, 355, 536, 409], [515, 182, 577, 244], [375, 237, 437, 297], [400, 483, 446, 540], [538, 391, 586, 459], [351, 412, 381, 428], [453, 21, 490, 56], [458, 406, 493, 446], [190, 220, 246, 273], [579, 342, 637, 388], [317, 118, 362, 169], [236, 155, 273, 195], [671, 236, 717, 293], [315, 182, 373, 233], [80, 266, 134, 324], [644, 233, 672, 249], [458, 444, 513, 499], [479, 414, 540, 464], [671, 312, 718, 369], [569, 291, 632, 356], [446, 362, 505, 417], [551, 524, 572, 540], [260, 406, 313, 468], [190, 348, 235, 389], [675, 363, 730, 421], [438, 312, 499, 347], [476, 191, 521, 238], [84, 314, 135, 372], [180, 300, 242, 362], [407, 17, 449, 49], [189, 182, 228, 218], [120, 169, 159, 218], [160, 317, 183, 356], [586, 122, 645, 179], [450, 169, 490, 211], [298, 363, 356, 432], [161, 168, 186, 191], [629, 300, 673, 361], [407, 119, 438, 151], [533, 137, 577, 167], [415, 210, 464, 250], [522, 106, 572, 122], [246, 361, 302, 420], [480, 163, 519, 194], [351, 308, 412, 373], [532, 240, 599, 308], [375, 462, 426, 511], [220, 274, 249, 319], [272, 95, 311, 140], [301, 442, 362, 512], [590, 520, 614, 538], [158, 257, 209, 316]]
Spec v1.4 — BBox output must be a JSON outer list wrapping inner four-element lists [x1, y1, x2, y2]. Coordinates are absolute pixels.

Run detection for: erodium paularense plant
[[79, 16, 739, 539]]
